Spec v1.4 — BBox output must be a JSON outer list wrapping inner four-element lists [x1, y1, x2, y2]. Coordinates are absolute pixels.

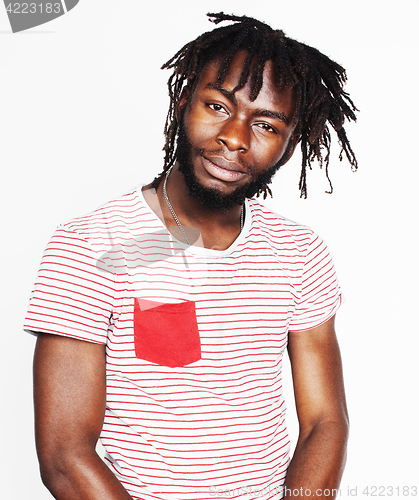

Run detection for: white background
[[1, 1, 418, 498]]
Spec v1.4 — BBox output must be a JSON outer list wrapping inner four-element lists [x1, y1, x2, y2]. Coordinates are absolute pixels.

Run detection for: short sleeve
[[24, 225, 117, 344], [288, 233, 342, 332]]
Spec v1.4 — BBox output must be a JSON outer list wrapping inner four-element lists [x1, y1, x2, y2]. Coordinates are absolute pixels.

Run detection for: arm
[[285, 315, 349, 500], [33, 333, 133, 500]]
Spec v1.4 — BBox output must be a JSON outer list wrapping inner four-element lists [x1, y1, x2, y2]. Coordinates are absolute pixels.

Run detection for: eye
[[207, 103, 227, 114], [256, 122, 277, 133]]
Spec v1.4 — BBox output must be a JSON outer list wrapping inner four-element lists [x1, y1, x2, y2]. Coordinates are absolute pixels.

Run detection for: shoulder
[[63, 188, 143, 233], [55, 187, 155, 253], [247, 197, 318, 254]]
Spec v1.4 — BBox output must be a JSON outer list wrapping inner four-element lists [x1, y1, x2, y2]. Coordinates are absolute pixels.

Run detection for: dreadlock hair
[[151, 12, 358, 198]]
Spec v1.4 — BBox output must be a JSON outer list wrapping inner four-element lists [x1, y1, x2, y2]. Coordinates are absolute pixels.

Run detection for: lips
[[201, 155, 248, 182], [204, 155, 245, 172]]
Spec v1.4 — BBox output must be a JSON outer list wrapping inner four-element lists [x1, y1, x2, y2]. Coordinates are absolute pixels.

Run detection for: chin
[[179, 162, 247, 212]]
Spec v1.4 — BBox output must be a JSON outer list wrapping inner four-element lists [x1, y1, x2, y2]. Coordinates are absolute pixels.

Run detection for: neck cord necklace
[[162, 165, 244, 246]]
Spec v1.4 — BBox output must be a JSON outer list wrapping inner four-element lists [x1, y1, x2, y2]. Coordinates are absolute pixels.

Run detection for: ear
[[176, 86, 191, 120], [278, 133, 301, 166]]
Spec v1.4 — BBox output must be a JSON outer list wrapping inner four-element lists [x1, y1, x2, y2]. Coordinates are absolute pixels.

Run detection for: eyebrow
[[205, 83, 238, 105], [204, 82, 289, 123]]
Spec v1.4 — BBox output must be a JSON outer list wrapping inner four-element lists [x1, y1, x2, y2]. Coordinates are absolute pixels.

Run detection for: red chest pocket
[[133, 299, 201, 367]]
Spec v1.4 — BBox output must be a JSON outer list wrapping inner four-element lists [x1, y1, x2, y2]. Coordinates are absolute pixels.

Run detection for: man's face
[[176, 51, 298, 211]]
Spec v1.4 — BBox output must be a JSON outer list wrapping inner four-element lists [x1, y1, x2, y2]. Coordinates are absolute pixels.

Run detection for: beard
[[176, 122, 283, 212]]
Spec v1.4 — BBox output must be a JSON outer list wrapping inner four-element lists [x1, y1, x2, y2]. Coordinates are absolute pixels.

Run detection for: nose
[[217, 116, 250, 152]]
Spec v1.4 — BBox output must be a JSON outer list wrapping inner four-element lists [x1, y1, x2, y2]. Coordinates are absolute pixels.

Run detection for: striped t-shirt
[[24, 187, 342, 500]]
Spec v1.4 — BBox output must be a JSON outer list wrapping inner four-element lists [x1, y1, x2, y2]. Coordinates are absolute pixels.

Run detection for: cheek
[[251, 138, 290, 168], [183, 110, 212, 145]]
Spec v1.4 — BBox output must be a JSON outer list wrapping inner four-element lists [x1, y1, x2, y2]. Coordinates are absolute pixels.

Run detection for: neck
[[153, 163, 245, 250]]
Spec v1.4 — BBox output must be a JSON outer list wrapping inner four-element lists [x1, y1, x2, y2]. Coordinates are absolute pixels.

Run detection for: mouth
[[201, 155, 248, 182]]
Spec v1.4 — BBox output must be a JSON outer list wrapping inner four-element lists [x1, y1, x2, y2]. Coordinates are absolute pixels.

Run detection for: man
[[25, 13, 357, 500]]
